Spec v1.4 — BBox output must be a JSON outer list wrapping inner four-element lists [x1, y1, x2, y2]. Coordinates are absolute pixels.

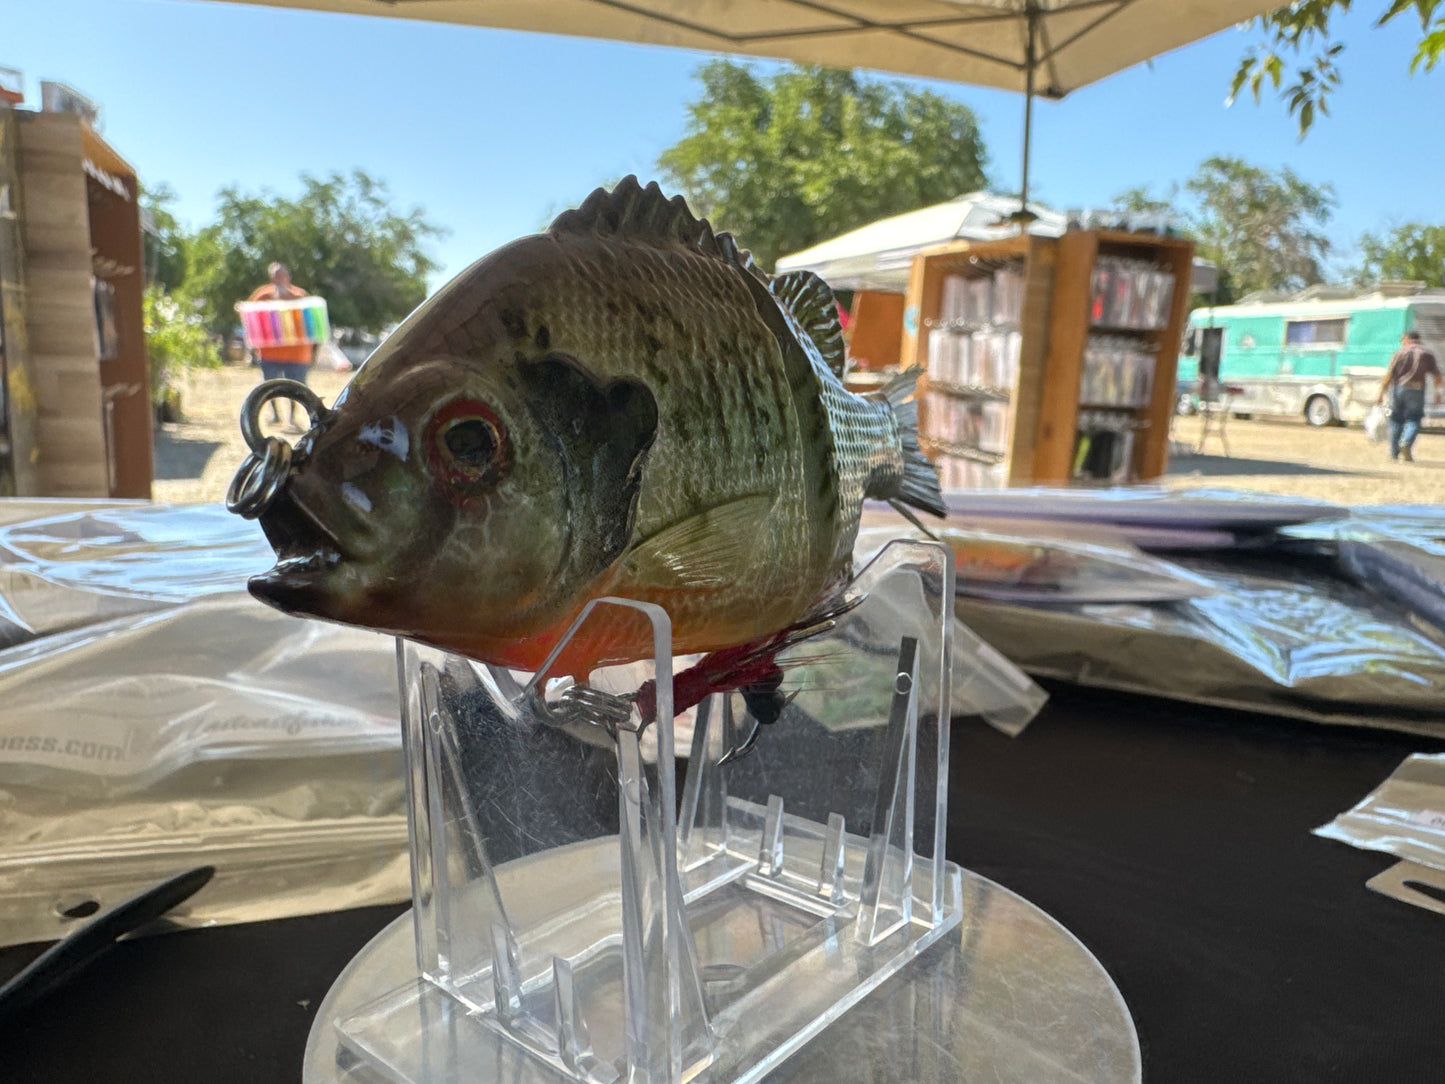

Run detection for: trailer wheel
[[1304, 395, 1336, 428]]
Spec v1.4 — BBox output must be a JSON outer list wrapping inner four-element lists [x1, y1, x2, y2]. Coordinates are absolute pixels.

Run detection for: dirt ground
[[153, 363, 356, 505], [1164, 412, 1445, 506], [152, 363, 1445, 508]]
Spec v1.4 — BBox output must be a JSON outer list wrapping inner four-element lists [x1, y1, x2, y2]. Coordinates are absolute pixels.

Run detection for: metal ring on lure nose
[[226, 436, 293, 519], [238, 379, 332, 454], [226, 379, 334, 520]]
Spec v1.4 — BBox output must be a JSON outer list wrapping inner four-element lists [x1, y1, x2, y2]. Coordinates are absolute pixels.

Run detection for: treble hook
[[226, 379, 334, 520]]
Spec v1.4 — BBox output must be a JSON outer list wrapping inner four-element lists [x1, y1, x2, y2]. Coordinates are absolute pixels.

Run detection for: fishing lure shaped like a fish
[[230, 177, 944, 693]]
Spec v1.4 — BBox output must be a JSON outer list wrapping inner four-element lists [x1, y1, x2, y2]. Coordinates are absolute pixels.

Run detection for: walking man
[[1376, 330, 1443, 462]]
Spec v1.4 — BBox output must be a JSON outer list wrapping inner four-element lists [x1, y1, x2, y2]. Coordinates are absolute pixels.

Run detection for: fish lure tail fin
[[881, 368, 947, 518], [771, 270, 848, 379]]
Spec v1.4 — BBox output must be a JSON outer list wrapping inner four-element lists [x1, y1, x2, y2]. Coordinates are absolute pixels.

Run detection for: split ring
[[226, 436, 293, 519], [238, 379, 332, 454]]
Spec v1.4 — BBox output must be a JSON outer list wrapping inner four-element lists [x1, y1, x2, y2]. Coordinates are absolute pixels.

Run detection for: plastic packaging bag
[[1364, 403, 1388, 444], [864, 493, 1445, 739], [315, 340, 354, 372], [1315, 754, 1445, 872], [0, 503, 409, 948]]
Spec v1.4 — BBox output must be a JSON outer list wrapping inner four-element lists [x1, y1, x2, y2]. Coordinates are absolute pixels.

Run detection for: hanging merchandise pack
[[1088, 256, 1176, 330], [1079, 335, 1158, 408]]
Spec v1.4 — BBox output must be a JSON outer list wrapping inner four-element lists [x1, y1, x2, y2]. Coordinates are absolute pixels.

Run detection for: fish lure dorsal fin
[[550, 176, 770, 285], [772, 270, 847, 379]]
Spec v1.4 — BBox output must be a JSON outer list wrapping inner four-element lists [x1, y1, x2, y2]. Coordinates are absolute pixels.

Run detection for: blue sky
[[6, 0, 1442, 286]]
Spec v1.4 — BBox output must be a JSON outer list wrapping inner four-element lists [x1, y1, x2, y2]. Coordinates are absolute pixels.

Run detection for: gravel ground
[[152, 364, 1445, 508], [1165, 413, 1445, 505]]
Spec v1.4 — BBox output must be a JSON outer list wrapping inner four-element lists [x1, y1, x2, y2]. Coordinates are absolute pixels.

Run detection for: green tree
[[658, 61, 988, 269], [144, 284, 222, 411], [1357, 222, 1445, 286], [1232, 1, 1445, 135], [1110, 185, 1181, 217], [190, 169, 445, 334], [1184, 157, 1335, 302], [140, 183, 193, 293]]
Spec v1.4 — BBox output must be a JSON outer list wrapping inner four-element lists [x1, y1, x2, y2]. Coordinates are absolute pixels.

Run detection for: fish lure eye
[[427, 399, 508, 492], [444, 418, 499, 469]]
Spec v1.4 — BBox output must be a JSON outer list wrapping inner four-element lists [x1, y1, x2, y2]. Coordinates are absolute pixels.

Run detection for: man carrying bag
[[1376, 330, 1444, 461]]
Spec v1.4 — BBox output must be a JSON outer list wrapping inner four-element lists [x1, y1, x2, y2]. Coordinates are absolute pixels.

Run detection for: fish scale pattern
[[538, 235, 821, 621]]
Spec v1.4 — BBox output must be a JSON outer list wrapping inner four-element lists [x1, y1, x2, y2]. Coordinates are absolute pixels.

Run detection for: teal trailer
[[1180, 289, 1445, 425]]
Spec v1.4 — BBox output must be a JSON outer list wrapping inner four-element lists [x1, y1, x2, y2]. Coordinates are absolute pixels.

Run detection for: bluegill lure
[[230, 177, 944, 704]]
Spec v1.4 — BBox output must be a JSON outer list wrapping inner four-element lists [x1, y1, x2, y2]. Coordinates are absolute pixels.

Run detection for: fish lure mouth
[[229, 379, 348, 605]]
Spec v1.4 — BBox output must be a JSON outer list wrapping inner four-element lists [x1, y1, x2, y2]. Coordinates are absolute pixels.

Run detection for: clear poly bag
[[1364, 403, 1389, 444], [1315, 754, 1445, 872], [0, 502, 409, 948]]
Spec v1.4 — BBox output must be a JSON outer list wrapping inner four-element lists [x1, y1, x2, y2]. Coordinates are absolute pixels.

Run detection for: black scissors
[[0, 866, 214, 1022]]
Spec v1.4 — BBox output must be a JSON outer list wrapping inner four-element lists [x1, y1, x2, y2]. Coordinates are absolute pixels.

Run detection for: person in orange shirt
[[248, 262, 314, 429]]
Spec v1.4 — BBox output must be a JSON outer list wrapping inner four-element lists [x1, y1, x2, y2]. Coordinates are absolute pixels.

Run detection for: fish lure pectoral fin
[[621, 494, 776, 590], [519, 354, 659, 574]]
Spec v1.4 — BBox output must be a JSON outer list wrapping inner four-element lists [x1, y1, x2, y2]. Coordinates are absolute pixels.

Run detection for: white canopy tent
[[774, 191, 1066, 292], [774, 192, 1218, 294], [203, 1, 1276, 98], [203, 0, 1280, 222]]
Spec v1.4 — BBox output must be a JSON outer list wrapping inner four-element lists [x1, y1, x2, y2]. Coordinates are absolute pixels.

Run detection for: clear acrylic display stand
[[315, 538, 1139, 1083], [334, 539, 963, 1083]]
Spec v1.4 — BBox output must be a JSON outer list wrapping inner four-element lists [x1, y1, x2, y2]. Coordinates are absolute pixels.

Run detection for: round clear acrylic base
[[303, 836, 1140, 1084]]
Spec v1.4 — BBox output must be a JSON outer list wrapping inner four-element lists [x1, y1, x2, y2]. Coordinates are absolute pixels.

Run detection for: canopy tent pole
[[1021, 8, 1035, 213], [1007, 5, 1041, 226]]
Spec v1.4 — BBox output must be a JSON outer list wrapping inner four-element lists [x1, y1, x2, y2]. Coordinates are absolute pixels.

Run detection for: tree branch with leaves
[[189, 169, 446, 335], [1232, 1, 1445, 135], [1113, 157, 1336, 303], [1357, 222, 1445, 286], [659, 61, 988, 269]]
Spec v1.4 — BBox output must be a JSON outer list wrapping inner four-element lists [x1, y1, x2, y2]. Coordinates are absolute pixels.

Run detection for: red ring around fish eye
[[427, 398, 508, 493]]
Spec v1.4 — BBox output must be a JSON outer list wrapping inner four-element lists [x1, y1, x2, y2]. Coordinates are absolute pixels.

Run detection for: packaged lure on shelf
[[928, 328, 958, 384], [979, 401, 1011, 455], [1110, 263, 1137, 328], [991, 266, 1025, 326], [941, 274, 968, 325], [957, 333, 976, 385], [1080, 334, 1160, 407], [1148, 267, 1176, 329], [1128, 348, 1156, 407], [966, 276, 992, 325], [1072, 410, 1142, 481], [1090, 262, 1114, 325], [1088, 257, 1177, 330]]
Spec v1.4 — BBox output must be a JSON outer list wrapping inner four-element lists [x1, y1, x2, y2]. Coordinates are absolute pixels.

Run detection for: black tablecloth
[[4, 684, 1444, 1083]]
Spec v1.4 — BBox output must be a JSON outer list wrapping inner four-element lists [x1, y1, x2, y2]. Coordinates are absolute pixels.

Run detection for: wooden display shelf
[[893, 228, 1193, 489], [1035, 230, 1194, 483], [902, 234, 1054, 488], [5, 109, 151, 498]]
